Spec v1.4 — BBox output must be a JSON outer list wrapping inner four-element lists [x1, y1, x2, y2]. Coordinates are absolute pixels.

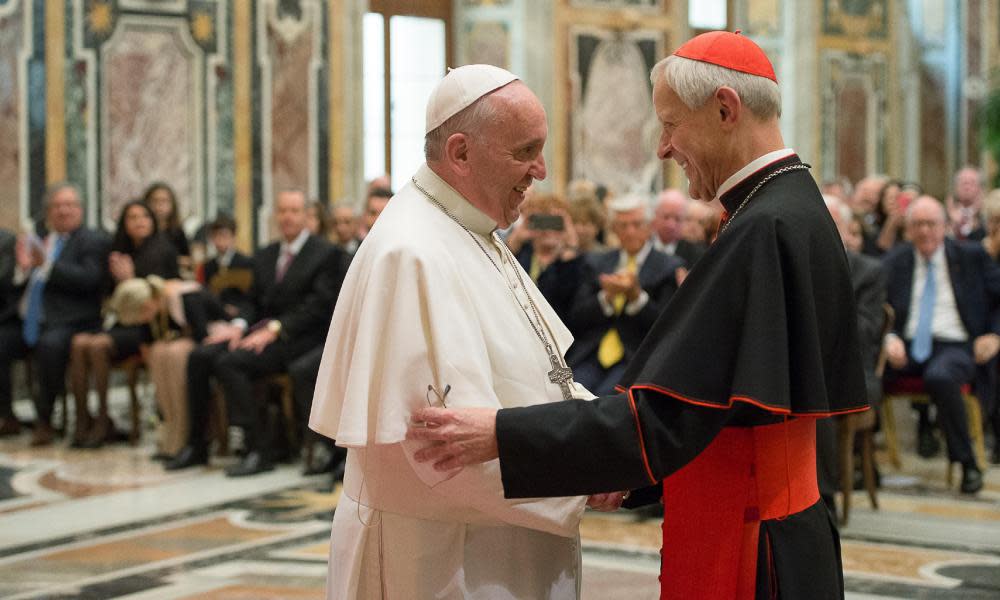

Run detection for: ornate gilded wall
[[1, 0, 992, 235], [0, 0, 347, 249]]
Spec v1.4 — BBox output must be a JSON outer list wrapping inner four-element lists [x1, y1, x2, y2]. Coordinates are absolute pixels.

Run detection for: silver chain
[[718, 164, 811, 236], [411, 177, 560, 359]]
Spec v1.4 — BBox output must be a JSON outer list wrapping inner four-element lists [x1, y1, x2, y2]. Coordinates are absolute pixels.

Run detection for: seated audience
[[947, 166, 986, 241], [844, 212, 866, 254], [69, 201, 178, 448], [0, 183, 109, 445], [166, 189, 347, 477], [147, 215, 254, 460], [568, 195, 607, 254], [510, 193, 584, 322], [143, 182, 191, 272], [200, 214, 254, 318], [980, 188, 1000, 464], [358, 187, 392, 241], [306, 200, 331, 239], [681, 198, 714, 245], [882, 195, 1000, 494], [652, 188, 706, 271], [851, 174, 889, 256], [566, 194, 684, 396], [873, 181, 922, 254], [821, 176, 853, 202], [330, 204, 361, 254], [817, 195, 888, 513]]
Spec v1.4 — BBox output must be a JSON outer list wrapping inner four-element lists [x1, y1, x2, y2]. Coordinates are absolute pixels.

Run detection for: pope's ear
[[445, 132, 472, 175], [715, 86, 742, 127]]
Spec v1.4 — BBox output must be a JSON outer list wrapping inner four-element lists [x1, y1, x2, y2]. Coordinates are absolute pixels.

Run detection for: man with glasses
[[882, 195, 1000, 494]]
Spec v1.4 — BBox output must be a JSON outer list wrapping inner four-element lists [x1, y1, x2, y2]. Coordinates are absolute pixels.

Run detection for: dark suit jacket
[[515, 243, 584, 323], [204, 251, 255, 317], [883, 239, 1000, 342], [34, 227, 110, 329], [0, 229, 16, 325], [566, 246, 684, 366], [246, 235, 347, 358], [848, 251, 887, 405]]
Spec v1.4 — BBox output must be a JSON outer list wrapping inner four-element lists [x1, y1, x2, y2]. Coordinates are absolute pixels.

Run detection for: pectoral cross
[[548, 353, 574, 401]]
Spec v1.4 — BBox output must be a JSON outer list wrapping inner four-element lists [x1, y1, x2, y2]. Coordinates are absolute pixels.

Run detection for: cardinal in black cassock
[[410, 31, 867, 600]]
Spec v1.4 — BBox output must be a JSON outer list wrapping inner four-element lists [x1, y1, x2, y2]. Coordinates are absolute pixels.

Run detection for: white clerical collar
[[715, 148, 796, 201], [281, 229, 310, 256], [414, 163, 497, 236]]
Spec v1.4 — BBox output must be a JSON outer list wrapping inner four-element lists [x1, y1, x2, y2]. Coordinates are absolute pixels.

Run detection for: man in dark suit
[[816, 195, 888, 512], [0, 183, 110, 444], [567, 195, 684, 396], [883, 195, 1000, 494], [201, 213, 254, 319], [652, 188, 706, 270], [167, 189, 347, 476]]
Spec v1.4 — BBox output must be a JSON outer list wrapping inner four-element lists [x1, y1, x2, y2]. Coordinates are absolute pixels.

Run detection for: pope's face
[[653, 78, 723, 201], [466, 83, 548, 228]]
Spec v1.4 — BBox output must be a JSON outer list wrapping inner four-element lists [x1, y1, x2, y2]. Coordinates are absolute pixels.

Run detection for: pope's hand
[[586, 492, 625, 512], [407, 407, 499, 471]]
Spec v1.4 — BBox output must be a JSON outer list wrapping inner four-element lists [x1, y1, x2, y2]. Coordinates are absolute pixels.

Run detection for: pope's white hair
[[650, 55, 781, 120], [424, 92, 503, 162]]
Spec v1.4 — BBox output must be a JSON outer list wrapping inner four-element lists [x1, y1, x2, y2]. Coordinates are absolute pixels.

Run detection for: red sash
[[659, 418, 819, 599]]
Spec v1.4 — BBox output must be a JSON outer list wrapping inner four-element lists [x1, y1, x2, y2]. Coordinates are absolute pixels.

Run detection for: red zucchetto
[[673, 30, 777, 83]]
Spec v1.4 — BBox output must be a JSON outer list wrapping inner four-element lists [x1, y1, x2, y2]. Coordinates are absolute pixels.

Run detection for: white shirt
[[715, 148, 797, 200], [904, 246, 969, 342], [276, 229, 310, 273], [310, 163, 587, 600]]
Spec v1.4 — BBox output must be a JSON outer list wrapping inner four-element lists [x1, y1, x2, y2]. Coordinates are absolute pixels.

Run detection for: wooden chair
[[838, 303, 892, 525], [881, 378, 987, 486]]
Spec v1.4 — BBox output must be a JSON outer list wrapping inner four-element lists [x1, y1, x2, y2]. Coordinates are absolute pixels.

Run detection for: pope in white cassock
[[310, 65, 617, 599]]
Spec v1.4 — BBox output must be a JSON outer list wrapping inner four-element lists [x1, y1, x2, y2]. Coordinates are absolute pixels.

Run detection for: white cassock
[[310, 163, 592, 600]]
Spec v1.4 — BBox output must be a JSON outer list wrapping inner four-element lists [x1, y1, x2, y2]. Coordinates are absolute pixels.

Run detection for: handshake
[[407, 405, 627, 512]]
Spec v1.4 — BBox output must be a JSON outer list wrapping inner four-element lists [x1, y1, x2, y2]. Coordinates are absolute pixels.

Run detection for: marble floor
[[0, 387, 998, 599]]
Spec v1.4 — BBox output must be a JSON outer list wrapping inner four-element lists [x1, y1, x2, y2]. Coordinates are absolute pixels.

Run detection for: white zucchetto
[[424, 64, 519, 134]]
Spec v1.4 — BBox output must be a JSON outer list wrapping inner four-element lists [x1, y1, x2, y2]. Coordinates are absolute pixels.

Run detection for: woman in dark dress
[[511, 193, 584, 323], [143, 182, 190, 271], [68, 201, 179, 447]]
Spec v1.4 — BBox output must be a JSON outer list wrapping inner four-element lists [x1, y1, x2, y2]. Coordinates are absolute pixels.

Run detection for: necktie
[[597, 254, 638, 368], [22, 236, 66, 347], [911, 258, 936, 363], [276, 248, 294, 283]]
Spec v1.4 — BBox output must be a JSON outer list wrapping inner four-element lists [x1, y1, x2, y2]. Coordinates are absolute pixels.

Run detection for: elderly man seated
[[882, 195, 1000, 494]]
